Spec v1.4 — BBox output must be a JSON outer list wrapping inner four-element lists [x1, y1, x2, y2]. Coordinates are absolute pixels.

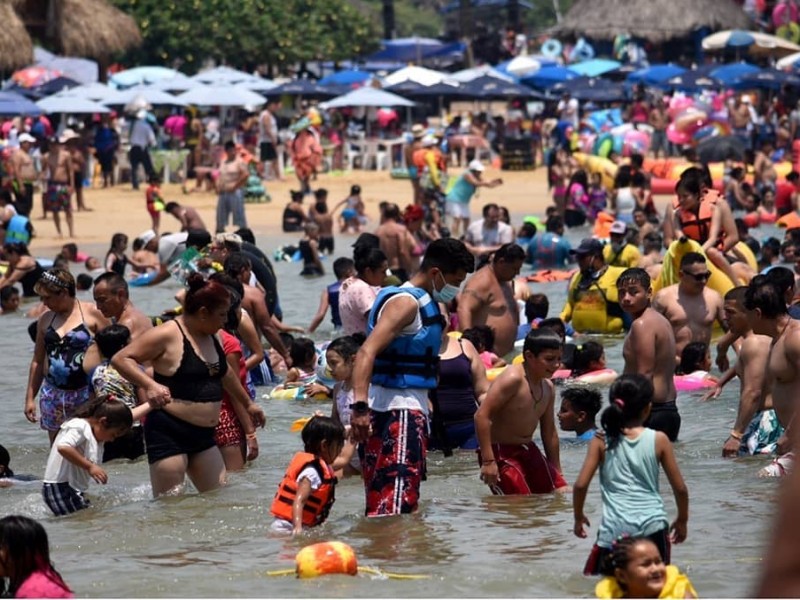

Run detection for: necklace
[[524, 365, 545, 406]]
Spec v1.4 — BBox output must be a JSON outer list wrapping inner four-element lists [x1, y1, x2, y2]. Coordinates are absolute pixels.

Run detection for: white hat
[[468, 159, 485, 173], [137, 229, 157, 247], [58, 128, 79, 143], [214, 232, 243, 247], [136, 109, 148, 120], [741, 94, 752, 104], [421, 134, 437, 147], [18, 133, 36, 144], [411, 124, 425, 138], [610, 220, 627, 235]]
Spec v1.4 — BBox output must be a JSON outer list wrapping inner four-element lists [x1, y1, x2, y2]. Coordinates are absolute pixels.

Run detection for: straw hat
[[411, 124, 425, 139]]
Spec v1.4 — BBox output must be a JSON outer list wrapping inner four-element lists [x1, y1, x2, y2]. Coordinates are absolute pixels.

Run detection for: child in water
[[0, 444, 38, 487], [594, 536, 697, 599], [0, 515, 73, 598], [558, 386, 602, 442], [573, 375, 689, 575], [298, 222, 324, 277], [42, 395, 137, 516], [462, 325, 506, 369], [284, 337, 321, 386], [676, 341, 717, 384], [270, 416, 345, 536], [570, 341, 608, 378]]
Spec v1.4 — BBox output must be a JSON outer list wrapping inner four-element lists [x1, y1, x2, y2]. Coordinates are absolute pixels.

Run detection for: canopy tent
[[321, 87, 415, 109], [318, 69, 372, 87], [568, 59, 622, 77], [176, 86, 266, 107], [0, 92, 43, 116], [521, 66, 578, 89], [110, 66, 185, 89], [37, 93, 109, 114], [708, 62, 761, 86], [627, 64, 686, 86], [101, 87, 186, 107], [383, 65, 447, 87], [702, 30, 800, 58]]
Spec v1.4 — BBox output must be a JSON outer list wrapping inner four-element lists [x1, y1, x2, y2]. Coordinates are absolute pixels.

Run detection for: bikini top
[[153, 320, 228, 403], [44, 303, 92, 390]]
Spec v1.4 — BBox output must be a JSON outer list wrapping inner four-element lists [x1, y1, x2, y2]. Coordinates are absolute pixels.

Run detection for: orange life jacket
[[270, 452, 337, 527], [411, 147, 446, 172], [673, 189, 720, 244]]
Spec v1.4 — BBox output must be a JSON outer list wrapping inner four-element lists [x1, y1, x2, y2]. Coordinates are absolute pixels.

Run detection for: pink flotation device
[[674, 371, 717, 392], [553, 368, 619, 385]]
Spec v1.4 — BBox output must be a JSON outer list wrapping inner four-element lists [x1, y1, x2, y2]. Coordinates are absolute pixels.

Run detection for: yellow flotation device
[[560, 266, 627, 334], [486, 366, 507, 381], [595, 565, 698, 599], [267, 385, 330, 401], [655, 238, 757, 296], [574, 152, 617, 191]]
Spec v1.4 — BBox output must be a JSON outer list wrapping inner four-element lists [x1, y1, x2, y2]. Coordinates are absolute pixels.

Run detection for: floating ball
[[295, 541, 358, 578]]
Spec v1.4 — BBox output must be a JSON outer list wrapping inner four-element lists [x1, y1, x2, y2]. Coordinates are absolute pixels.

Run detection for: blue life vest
[[367, 286, 443, 390], [5, 215, 31, 245], [328, 280, 342, 328]]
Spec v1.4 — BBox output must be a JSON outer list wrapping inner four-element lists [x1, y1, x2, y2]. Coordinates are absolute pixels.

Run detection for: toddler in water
[[462, 325, 506, 369], [573, 375, 689, 575], [558, 386, 602, 442], [570, 341, 608, 378], [270, 416, 345, 536], [595, 536, 697, 599], [42, 395, 138, 516], [676, 341, 717, 384], [284, 337, 321, 386], [0, 444, 38, 487], [145, 174, 165, 233], [0, 515, 73, 598]]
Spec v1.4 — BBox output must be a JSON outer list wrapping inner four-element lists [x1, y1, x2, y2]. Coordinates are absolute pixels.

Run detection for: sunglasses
[[681, 270, 711, 282]]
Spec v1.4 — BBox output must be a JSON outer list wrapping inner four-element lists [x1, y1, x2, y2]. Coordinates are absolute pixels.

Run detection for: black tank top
[[436, 343, 476, 424], [19, 261, 44, 297], [153, 320, 228, 403], [282, 206, 304, 232]]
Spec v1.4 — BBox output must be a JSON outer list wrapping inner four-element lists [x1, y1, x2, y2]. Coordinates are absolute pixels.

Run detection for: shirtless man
[[745, 275, 800, 477], [374, 203, 415, 282], [617, 267, 680, 441], [457, 243, 524, 357], [652, 252, 725, 362], [705, 287, 778, 459], [474, 328, 569, 494], [731, 96, 752, 149], [754, 140, 778, 194], [405, 124, 425, 205], [258, 100, 283, 181], [42, 135, 74, 238], [164, 202, 207, 232], [648, 98, 668, 159], [10, 133, 37, 217]]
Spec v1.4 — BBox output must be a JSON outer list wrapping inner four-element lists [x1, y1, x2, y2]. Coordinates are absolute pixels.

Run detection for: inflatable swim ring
[[128, 271, 158, 287], [774, 0, 799, 27], [674, 371, 717, 392], [778, 22, 800, 43], [550, 368, 619, 384], [541, 39, 563, 58], [267, 385, 330, 401]]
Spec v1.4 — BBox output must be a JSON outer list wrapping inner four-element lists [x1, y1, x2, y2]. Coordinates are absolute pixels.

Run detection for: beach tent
[[708, 62, 761, 86], [321, 87, 415, 109], [177, 85, 266, 107], [111, 66, 185, 88], [627, 64, 686, 86], [521, 66, 577, 89], [383, 65, 447, 87], [568, 59, 622, 77], [38, 93, 109, 114], [0, 91, 42, 116]]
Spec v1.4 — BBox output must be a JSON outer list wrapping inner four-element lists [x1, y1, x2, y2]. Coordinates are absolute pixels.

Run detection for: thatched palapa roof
[[0, 1, 34, 71], [551, 0, 753, 43]]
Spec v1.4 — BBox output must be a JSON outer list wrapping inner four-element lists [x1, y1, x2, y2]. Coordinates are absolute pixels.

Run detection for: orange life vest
[[271, 452, 337, 527], [673, 189, 720, 244], [411, 147, 446, 172]]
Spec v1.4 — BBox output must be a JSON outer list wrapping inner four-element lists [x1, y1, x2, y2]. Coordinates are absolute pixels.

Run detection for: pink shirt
[[338, 276, 379, 336], [16, 570, 73, 598]]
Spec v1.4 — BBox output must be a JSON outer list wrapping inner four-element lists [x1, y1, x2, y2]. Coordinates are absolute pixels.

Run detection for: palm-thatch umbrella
[[551, 0, 752, 43], [0, 1, 34, 72]]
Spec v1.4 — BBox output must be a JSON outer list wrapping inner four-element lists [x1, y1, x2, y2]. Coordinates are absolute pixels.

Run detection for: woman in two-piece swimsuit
[[0, 242, 44, 298], [113, 274, 265, 497], [24, 269, 108, 444]]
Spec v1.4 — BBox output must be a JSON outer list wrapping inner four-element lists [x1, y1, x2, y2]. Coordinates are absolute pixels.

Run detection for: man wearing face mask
[[602, 221, 641, 269], [560, 238, 627, 334], [350, 238, 475, 517]]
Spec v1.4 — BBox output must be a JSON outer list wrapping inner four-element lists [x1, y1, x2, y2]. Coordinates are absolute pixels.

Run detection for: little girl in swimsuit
[[283, 337, 323, 387]]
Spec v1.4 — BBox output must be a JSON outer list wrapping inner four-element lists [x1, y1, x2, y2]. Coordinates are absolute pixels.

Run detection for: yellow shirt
[[603, 243, 641, 269], [595, 565, 698, 599], [560, 266, 626, 334]]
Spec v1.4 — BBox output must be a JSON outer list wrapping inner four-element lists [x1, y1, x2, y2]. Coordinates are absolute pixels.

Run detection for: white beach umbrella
[[176, 85, 267, 107], [777, 51, 800, 69], [102, 87, 186, 107], [506, 55, 542, 77], [38, 93, 110, 114], [382, 65, 446, 87], [321, 86, 415, 109]]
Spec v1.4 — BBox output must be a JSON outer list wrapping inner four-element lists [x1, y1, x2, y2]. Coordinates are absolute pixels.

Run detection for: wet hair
[[630, 153, 644, 169], [680, 252, 707, 269], [0, 443, 11, 476], [545, 215, 564, 233], [314, 201, 328, 215], [599, 536, 658, 578], [675, 167, 705, 196], [353, 243, 387, 275], [765, 266, 795, 301], [94, 272, 129, 297], [538, 317, 566, 341], [109, 233, 128, 251], [290, 337, 317, 369], [616, 267, 651, 290], [350, 184, 361, 195], [326, 334, 365, 362], [73, 394, 133, 432], [571, 341, 605, 376], [461, 325, 496, 353], [183, 273, 232, 316], [224, 140, 236, 151], [76, 273, 93, 291], [235, 228, 256, 245], [561, 386, 602, 421], [0, 515, 72, 597], [601, 374, 654, 446], [132, 238, 144, 252], [518, 222, 537, 239], [745, 274, 788, 318], [279, 332, 294, 350], [678, 341, 708, 375], [420, 238, 475, 276], [34, 268, 76, 297], [314, 188, 328, 200], [523, 327, 563, 356], [61, 243, 78, 260], [186, 229, 213, 250], [493, 243, 526, 264], [642, 232, 662, 253], [290, 190, 304, 203], [333, 257, 355, 280], [95, 324, 130, 359], [223, 252, 252, 278], [0, 286, 20, 304], [301, 415, 346, 455], [165, 202, 179, 212], [724, 285, 748, 305], [762, 237, 781, 259], [3, 241, 30, 256], [383, 203, 401, 221], [209, 272, 244, 331], [525, 293, 549, 322]]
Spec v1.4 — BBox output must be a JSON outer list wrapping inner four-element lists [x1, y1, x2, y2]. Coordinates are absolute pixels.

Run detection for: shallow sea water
[[0, 226, 779, 597]]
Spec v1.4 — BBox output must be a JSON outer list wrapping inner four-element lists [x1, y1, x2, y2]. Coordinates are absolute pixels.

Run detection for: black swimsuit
[[18, 260, 44, 297]]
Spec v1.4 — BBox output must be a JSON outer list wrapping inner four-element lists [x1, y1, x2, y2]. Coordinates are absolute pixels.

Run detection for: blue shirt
[[445, 171, 477, 204], [527, 232, 572, 269]]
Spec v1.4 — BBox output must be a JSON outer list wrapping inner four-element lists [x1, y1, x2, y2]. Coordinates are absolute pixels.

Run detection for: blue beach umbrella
[[736, 68, 800, 90], [459, 75, 538, 99], [709, 62, 761, 87], [627, 64, 686, 86], [269, 79, 338, 97], [521, 66, 578, 90], [0, 92, 43, 116], [568, 59, 622, 77], [319, 70, 372, 87], [724, 30, 757, 48], [551, 77, 626, 102], [367, 37, 445, 62], [662, 68, 722, 92]]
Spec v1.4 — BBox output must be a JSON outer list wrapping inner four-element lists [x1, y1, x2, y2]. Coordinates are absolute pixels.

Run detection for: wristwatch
[[349, 401, 369, 414]]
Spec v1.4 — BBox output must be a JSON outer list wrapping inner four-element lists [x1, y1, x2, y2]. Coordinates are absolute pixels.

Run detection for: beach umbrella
[[459, 75, 536, 99], [697, 136, 746, 163], [662, 68, 722, 92], [505, 55, 542, 77], [627, 64, 686, 86], [321, 87, 415, 109], [37, 93, 109, 114], [568, 58, 622, 77], [383, 65, 447, 87], [189, 66, 263, 86], [33, 47, 98, 85], [367, 36, 445, 63], [521, 66, 578, 90], [110, 66, 185, 88], [101, 87, 186, 107], [146, 74, 195, 93], [5, 76, 79, 100], [551, 77, 626, 102], [0, 91, 43, 116], [11, 66, 61, 88], [448, 64, 516, 83], [702, 30, 800, 58], [319, 69, 372, 87], [736, 68, 800, 90], [269, 79, 338, 97], [776, 51, 800, 69], [709, 62, 761, 86], [176, 85, 266, 107], [411, 81, 473, 98], [59, 82, 114, 102], [383, 80, 429, 96]]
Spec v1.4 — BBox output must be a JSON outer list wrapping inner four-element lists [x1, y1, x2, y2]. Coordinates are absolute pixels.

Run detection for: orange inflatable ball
[[295, 541, 358, 578]]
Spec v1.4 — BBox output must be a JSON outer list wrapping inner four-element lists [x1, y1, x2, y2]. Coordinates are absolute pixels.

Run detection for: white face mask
[[432, 272, 460, 304]]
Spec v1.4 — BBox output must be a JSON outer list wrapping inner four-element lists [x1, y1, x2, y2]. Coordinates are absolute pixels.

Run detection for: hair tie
[[40, 271, 70, 289], [613, 398, 625, 409]]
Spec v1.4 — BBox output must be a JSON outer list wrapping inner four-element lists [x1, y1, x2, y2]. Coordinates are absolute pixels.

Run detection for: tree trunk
[[552, 0, 563, 23], [382, 0, 395, 40], [459, 0, 474, 68]]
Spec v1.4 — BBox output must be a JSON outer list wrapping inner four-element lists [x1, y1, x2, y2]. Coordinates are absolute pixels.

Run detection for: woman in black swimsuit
[[113, 273, 264, 497], [0, 242, 44, 298], [282, 190, 306, 232]]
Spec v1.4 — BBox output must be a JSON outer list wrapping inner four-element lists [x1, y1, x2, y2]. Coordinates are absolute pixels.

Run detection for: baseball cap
[[570, 238, 604, 256], [468, 159, 485, 173], [18, 133, 36, 144], [58, 128, 79, 144], [411, 124, 425, 138], [610, 221, 627, 235], [137, 229, 157, 247]]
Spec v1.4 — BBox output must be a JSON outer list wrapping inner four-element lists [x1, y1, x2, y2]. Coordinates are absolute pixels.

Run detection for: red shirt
[[776, 181, 796, 214]]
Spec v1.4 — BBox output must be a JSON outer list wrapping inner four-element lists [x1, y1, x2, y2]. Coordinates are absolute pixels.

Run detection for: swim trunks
[[362, 409, 427, 517], [742, 409, 784, 456], [39, 383, 91, 432], [102, 426, 145, 463], [143, 409, 217, 464], [644, 401, 681, 442], [477, 442, 568, 495], [45, 182, 71, 212], [42, 481, 91, 516]]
